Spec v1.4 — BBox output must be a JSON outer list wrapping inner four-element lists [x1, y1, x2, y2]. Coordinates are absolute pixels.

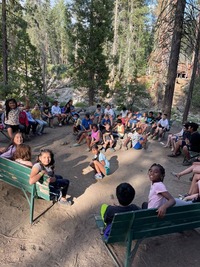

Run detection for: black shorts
[[5, 124, 19, 132]]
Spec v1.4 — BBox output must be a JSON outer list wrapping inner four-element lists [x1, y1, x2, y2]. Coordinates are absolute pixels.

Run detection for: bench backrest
[[106, 203, 200, 243], [0, 157, 51, 201]]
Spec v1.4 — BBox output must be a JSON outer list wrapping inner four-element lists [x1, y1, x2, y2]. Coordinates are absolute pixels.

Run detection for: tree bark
[[182, 14, 200, 123], [162, 0, 186, 118], [2, 0, 8, 93]]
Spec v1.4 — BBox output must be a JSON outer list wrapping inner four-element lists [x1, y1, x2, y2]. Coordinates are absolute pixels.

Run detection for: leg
[[78, 132, 88, 144], [188, 173, 200, 195], [53, 175, 70, 198], [182, 145, 190, 160], [7, 127, 13, 139], [164, 134, 172, 147], [86, 135, 91, 148], [93, 160, 106, 175]]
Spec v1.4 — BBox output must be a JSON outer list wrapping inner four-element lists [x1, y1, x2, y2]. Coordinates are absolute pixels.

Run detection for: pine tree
[[70, 0, 114, 105]]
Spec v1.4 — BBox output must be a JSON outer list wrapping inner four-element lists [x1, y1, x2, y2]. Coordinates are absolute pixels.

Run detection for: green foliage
[[190, 77, 200, 110], [70, 0, 114, 104], [0, 0, 43, 99], [113, 80, 150, 109], [75, 102, 87, 108]]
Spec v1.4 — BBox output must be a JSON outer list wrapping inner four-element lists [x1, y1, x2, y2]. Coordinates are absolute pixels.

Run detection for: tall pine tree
[[70, 0, 114, 105]]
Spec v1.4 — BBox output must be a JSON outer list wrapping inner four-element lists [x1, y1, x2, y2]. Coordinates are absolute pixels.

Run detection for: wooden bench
[[95, 203, 200, 267], [0, 157, 59, 224]]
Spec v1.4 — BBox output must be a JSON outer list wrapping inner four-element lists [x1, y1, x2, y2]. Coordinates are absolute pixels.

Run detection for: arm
[[103, 133, 106, 143], [95, 131, 101, 142], [157, 191, 175, 218], [29, 166, 46, 185]]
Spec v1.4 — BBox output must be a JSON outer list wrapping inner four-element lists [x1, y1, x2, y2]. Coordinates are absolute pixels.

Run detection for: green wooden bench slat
[[0, 157, 56, 223], [95, 203, 200, 267]]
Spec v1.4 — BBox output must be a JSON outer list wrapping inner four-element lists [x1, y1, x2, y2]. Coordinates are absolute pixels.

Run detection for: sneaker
[[110, 148, 115, 152], [94, 173, 103, 180], [37, 132, 42, 136], [101, 148, 106, 153], [58, 199, 72, 206], [85, 148, 91, 152], [73, 143, 81, 147], [59, 123, 62, 127]]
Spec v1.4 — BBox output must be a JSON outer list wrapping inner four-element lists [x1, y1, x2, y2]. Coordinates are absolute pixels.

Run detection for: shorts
[[5, 124, 19, 133], [105, 166, 110, 175], [133, 137, 144, 150], [133, 142, 142, 150]]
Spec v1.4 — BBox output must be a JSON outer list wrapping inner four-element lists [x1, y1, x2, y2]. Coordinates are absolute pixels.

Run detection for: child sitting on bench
[[101, 183, 140, 237], [142, 163, 176, 217]]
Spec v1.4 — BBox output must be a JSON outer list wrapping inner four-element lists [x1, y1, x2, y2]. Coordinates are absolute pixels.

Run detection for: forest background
[[1, 0, 200, 123]]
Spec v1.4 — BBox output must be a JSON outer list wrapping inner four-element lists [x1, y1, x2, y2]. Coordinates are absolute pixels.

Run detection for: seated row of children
[[165, 122, 200, 166], [72, 111, 149, 152], [0, 98, 78, 140]]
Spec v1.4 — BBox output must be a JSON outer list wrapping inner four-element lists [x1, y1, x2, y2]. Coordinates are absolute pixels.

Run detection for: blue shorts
[[133, 137, 144, 150], [133, 142, 142, 150]]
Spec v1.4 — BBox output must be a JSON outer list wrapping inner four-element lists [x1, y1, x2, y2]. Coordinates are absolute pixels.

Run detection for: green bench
[[0, 157, 59, 224], [95, 203, 200, 267]]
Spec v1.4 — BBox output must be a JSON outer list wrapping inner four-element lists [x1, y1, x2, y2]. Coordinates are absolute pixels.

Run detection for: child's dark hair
[[91, 144, 99, 150], [37, 149, 55, 166], [85, 113, 90, 119], [5, 98, 17, 119], [14, 144, 31, 161], [116, 183, 135, 206], [149, 163, 165, 181], [92, 123, 98, 130], [136, 127, 142, 132], [117, 119, 122, 124]]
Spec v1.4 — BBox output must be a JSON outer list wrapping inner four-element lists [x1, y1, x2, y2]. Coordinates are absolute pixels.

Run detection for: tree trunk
[[162, 0, 186, 118], [182, 14, 200, 123], [2, 0, 8, 93], [110, 0, 118, 83]]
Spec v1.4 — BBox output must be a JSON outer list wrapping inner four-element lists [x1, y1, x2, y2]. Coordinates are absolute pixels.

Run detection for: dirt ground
[[0, 123, 200, 267]]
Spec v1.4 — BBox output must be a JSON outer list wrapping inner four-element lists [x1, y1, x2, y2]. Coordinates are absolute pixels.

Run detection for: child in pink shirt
[[142, 163, 175, 217]]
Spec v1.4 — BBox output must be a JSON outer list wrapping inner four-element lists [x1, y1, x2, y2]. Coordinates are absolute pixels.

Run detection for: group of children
[[0, 98, 77, 140], [1, 102, 200, 241], [71, 106, 171, 153], [0, 132, 71, 205]]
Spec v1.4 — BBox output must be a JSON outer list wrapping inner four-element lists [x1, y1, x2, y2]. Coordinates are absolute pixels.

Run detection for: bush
[[75, 102, 87, 108]]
